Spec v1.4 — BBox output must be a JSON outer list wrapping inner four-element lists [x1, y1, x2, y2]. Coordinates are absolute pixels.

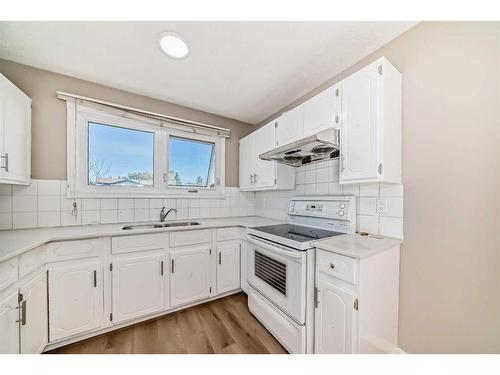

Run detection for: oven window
[[254, 251, 287, 296]]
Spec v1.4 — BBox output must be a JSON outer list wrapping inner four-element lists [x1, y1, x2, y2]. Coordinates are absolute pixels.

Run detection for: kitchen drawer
[[46, 238, 102, 262], [19, 245, 46, 278], [248, 288, 304, 354], [216, 227, 241, 242], [0, 257, 18, 291], [112, 233, 167, 255], [316, 249, 358, 285], [169, 229, 210, 248]]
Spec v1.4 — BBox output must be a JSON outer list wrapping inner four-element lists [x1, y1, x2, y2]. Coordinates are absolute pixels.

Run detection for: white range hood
[[259, 128, 340, 167]]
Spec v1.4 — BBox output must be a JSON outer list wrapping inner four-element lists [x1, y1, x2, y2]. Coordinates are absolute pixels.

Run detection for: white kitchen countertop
[[312, 233, 402, 259], [0, 216, 283, 263]]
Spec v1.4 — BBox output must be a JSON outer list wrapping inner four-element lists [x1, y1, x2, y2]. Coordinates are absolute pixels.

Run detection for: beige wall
[[261, 22, 500, 353], [0, 59, 255, 187]]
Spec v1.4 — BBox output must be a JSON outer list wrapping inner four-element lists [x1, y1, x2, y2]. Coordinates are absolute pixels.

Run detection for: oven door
[[247, 234, 307, 324]]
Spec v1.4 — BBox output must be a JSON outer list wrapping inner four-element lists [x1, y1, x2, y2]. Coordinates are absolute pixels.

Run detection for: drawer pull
[[329, 263, 335, 270], [93, 270, 97, 287]]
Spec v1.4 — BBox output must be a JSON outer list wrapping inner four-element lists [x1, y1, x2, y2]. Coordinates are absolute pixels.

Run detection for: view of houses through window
[[87, 122, 216, 190], [88, 122, 154, 187]]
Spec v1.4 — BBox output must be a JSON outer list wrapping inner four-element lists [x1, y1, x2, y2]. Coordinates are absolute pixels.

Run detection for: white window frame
[[66, 102, 225, 198]]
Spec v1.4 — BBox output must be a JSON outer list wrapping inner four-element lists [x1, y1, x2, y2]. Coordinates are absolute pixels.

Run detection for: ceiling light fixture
[[159, 32, 189, 59]]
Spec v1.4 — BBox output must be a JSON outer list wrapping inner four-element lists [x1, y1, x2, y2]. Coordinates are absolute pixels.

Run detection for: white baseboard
[[392, 347, 408, 354]]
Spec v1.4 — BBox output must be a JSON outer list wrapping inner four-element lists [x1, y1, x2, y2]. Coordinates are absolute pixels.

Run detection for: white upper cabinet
[[239, 134, 254, 190], [239, 119, 295, 191], [276, 105, 303, 146], [303, 85, 340, 135], [0, 74, 31, 185], [339, 57, 401, 184]]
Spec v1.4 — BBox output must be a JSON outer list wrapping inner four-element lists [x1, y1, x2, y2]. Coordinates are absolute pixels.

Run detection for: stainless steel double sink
[[122, 221, 201, 230]]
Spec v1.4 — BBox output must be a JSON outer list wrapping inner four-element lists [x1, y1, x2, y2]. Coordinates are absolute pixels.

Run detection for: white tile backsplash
[[38, 211, 61, 228], [0, 176, 403, 240], [0, 196, 12, 212], [38, 195, 60, 212], [13, 212, 37, 229], [37, 180, 61, 196], [0, 213, 13, 230], [255, 158, 404, 239], [13, 195, 37, 212], [13, 181, 38, 196], [81, 199, 101, 211], [0, 185, 12, 196]]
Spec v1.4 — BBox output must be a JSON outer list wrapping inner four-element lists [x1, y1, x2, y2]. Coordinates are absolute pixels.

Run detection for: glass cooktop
[[251, 224, 344, 243]]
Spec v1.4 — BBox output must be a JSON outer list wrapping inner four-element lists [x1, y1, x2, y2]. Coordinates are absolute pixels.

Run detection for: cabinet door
[[170, 245, 210, 307], [216, 241, 240, 295], [0, 291, 20, 353], [276, 106, 303, 147], [20, 270, 47, 354], [254, 121, 277, 189], [48, 260, 103, 342], [112, 254, 165, 324], [0, 74, 31, 184], [303, 86, 339, 135], [339, 65, 380, 183], [239, 134, 255, 190], [314, 279, 357, 354]]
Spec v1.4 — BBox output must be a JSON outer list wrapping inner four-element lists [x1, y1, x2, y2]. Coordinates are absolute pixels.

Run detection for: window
[[67, 102, 226, 198], [88, 122, 154, 187], [168, 136, 215, 188]]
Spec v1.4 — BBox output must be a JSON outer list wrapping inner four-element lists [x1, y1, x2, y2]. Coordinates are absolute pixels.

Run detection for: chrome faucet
[[160, 207, 177, 222]]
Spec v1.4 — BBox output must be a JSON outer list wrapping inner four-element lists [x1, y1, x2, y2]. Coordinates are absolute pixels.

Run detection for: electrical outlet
[[376, 198, 387, 214]]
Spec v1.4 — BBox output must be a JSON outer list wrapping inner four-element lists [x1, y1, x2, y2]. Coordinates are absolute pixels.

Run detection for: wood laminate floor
[[47, 292, 287, 354]]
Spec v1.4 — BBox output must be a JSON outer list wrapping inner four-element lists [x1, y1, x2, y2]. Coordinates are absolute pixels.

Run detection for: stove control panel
[[288, 196, 355, 221]]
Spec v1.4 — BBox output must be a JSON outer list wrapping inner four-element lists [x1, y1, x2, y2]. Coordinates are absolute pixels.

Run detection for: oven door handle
[[246, 235, 304, 260]]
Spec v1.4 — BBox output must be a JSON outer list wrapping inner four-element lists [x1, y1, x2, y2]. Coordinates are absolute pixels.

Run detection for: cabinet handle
[[250, 174, 253, 184], [253, 173, 257, 183], [160, 261, 164, 276], [329, 263, 335, 270], [16, 300, 27, 326], [340, 154, 345, 171], [0, 153, 8, 172], [218, 252, 222, 265], [171, 259, 175, 274], [93, 270, 97, 287]]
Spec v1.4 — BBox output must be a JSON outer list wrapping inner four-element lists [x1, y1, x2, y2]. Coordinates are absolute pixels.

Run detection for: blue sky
[[169, 136, 213, 184], [88, 123, 213, 184]]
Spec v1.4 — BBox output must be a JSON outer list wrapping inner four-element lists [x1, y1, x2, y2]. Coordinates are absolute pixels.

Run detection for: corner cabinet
[[239, 119, 295, 191], [314, 243, 400, 354], [339, 57, 401, 184], [0, 73, 31, 185]]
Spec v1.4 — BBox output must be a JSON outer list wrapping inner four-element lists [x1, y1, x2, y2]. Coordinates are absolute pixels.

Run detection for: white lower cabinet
[[314, 245, 400, 354], [314, 278, 357, 354], [48, 259, 104, 342], [19, 269, 48, 353], [170, 245, 210, 308], [112, 253, 166, 324], [216, 241, 240, 295], [0, 290, 20, 353]]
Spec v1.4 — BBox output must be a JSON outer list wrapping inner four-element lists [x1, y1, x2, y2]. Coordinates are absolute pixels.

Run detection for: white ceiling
[[0, 21, 416, 124]]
